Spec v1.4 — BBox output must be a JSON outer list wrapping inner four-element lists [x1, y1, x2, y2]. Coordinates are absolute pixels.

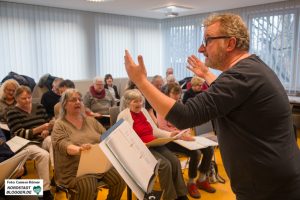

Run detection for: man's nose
[[198, 44, 205, 53]]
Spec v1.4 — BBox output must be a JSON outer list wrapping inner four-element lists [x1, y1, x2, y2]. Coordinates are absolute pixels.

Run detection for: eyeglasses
[[68, 98, 83, 103], [5, 88, 15, 93], [202, 36, 231, 47]]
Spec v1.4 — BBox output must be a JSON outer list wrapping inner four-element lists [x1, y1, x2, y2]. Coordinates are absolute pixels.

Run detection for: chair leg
[[127, 186, 132, 200]]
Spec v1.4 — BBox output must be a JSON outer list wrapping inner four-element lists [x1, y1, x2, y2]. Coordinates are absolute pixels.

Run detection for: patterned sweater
[[7, 103, 49, 142]]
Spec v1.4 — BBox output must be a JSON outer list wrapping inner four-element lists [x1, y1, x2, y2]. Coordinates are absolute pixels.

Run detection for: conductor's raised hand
[[124, 50, 147, 85], [187, 55, 209, 78]]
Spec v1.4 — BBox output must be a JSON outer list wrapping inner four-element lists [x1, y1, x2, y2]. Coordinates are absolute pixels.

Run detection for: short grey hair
[[93, 76, 104, 84], [59, 88, 83, 119], [123, 89, 143, 109], [166, 74, 176, 83], [151, 75, 163, 84]]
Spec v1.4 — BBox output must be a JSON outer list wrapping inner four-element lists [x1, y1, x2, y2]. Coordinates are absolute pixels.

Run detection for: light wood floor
[[24, 132, 300, 200]]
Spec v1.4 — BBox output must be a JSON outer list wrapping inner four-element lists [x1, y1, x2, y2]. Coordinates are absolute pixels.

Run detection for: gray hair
[[93, 76, 104, 84], [52, 77, 63, 88], [204, 13, 250, 51], [151, 75, 163, 84], [59, 88, 83, 119], [123, 89, 143, 109], [166, 74, 176, 83], [0, 79, 20, 99]]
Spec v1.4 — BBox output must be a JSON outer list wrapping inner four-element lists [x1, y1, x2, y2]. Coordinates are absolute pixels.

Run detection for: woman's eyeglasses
[[68, 98, 83, 103]]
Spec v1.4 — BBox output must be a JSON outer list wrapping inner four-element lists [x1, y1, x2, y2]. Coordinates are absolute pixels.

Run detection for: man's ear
[[226, 37, 237, 51]]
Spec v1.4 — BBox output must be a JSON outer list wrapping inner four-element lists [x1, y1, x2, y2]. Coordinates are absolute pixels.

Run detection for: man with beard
[[124, 13, 300, 200]]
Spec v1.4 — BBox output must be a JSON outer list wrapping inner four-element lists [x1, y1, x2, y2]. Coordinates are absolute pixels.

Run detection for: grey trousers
[[150, 146, 187, 200]]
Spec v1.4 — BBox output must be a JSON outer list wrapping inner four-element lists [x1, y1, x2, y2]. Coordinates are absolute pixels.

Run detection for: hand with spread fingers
[[187, 55, 217, 85], [187, 55, 209, 78], [124, 50, 147, 85]]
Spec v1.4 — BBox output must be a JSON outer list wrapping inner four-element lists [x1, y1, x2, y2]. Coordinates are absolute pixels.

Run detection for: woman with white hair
[[83, 76, 115, 127], [52, 88, 125, 200], [117, 89, 188, 200], [83, 76, 115, 115]]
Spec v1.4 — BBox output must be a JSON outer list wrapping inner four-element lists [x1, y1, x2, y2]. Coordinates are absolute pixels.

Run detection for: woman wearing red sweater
[[117, 89, 188, 200]]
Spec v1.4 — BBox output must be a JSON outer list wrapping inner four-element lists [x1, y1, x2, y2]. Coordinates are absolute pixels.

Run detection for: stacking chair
[[109, 106, 120, 127]]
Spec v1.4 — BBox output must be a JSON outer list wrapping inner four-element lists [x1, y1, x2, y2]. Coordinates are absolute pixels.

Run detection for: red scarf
[[89, 86, 105, 99]]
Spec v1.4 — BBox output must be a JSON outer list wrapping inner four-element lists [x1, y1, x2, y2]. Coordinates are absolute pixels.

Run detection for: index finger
[[125, 49, 134, 66]]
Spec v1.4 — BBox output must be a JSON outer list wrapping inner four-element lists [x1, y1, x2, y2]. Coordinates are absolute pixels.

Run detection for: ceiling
[[5, 0, 284, 19]]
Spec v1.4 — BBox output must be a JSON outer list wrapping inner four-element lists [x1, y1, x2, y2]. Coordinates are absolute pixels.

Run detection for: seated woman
[[117, 89, 188, 200], [157, 83, 216, 199], [83, 76, 115, 127], [0, 79, 20, 122], [182, 77, 205, 104], [104, 74, 120, 104], [0, 79, 20, 140], [119, 80, 142, 112], [6, 86, 53, 200], [52, 88, 125, 200]]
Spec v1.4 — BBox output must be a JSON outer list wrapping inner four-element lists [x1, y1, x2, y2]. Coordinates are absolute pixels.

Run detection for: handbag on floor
[[207, 160, 226, 184]]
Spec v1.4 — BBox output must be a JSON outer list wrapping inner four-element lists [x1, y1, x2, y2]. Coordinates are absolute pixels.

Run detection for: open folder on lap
[[99, 119, 160, 200], [6, 136, 39, 153]]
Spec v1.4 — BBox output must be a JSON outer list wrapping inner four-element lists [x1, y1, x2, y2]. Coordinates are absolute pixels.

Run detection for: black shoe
[[144, 190, 163, 199], [38, 190, 53, 200], [176, 195, 189, 200]]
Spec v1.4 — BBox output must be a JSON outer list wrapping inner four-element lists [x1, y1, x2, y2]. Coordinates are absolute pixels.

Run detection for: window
[[249, 12, 300, 93]]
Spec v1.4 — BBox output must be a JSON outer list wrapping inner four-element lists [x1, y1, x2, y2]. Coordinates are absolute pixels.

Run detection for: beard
[[205, 45, 228, 71]]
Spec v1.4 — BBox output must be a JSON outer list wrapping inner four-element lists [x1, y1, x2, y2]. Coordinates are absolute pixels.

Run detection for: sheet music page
[[195, 136, 218, 147], [100, 141, 146, 200], [0, 122, 9, 131], [173, 135, 218, 150], [6, 136, 31, 153], [105, 122, 157, 190], [76, 144, 112, 177], [173, 138, 206, 150], [100, 120, 158, 199]]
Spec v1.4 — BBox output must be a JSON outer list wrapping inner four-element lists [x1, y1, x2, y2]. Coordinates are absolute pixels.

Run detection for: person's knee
[[190, 150, 201, 161], [43, 135, 51, 144], [159, 158, 172, 174], [40, 148, 50, 159], [202, 147, 214, 158]]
